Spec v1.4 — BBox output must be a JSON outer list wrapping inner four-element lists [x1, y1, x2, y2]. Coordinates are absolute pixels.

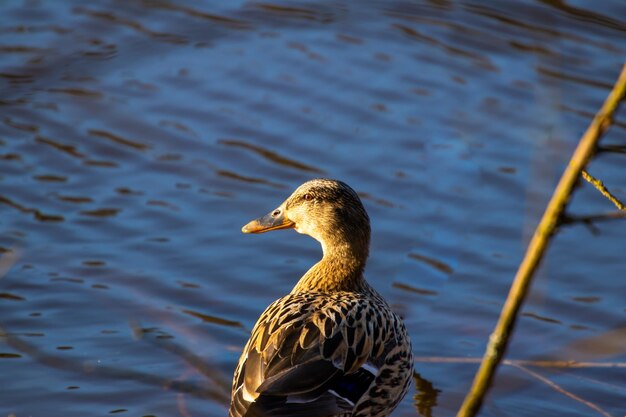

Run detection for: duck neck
[[292, 239, 369, 293]]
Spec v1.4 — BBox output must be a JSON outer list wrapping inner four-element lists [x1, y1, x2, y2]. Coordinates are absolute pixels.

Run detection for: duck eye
[[303, 193, 313, 201]]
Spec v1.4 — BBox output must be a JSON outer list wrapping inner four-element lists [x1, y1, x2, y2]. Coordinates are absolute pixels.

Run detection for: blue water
[[1, 1, 625, 416]]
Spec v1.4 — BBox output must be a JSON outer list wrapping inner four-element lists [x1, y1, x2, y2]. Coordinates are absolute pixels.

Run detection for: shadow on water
[[0, 321, 232, 404]]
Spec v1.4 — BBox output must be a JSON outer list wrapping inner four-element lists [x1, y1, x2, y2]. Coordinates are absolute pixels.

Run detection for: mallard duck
[[230, 179, 413, 417]]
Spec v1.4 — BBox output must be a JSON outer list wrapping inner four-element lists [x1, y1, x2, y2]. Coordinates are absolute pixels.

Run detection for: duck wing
[[229, 292, 391, 417]]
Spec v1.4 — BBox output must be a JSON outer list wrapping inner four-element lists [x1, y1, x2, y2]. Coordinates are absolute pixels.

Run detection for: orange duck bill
[[241, 208, 295, 234]]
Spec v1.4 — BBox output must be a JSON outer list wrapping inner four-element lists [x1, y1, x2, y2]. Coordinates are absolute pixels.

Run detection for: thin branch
[[412, 356, 626, 368], [562, 211, 626, 224], [598, 144, 626, 154], [456, 63, 626, 417], [581, 170, 626, 210], [511, 364, 613, 417]]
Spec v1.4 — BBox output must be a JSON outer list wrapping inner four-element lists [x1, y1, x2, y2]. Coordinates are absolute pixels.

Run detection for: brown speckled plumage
[[230, 179, 413, 417]]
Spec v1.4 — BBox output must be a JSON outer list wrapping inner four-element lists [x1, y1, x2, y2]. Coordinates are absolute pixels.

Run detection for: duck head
[[242, 179, 370, 257]]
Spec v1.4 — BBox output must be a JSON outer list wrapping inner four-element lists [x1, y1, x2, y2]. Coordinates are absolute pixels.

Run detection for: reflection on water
[[414, 372, 441, 417], [1, 0, 626, 416]]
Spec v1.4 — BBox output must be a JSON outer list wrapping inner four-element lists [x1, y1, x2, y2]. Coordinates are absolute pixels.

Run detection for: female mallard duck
[[230, 179, 412, 417]]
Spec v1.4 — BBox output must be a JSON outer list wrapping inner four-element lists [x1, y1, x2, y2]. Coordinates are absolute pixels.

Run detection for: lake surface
[[1, 1, 625, 416]]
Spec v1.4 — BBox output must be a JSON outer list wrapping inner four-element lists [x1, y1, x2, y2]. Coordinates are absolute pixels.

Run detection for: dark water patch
[[33, 101, 59, 111], [80, 208, 121, 217], [217, 170, 285, 189], [140, 0, 251, 29], [0, 353, 22, 358], [219, 139, 324, 174], [571, 296, 601, 304], [6, 332, 45, 337], [156, 153, 182, 161], [522, 312, 563, 325], [537, 66, 615, 90], [4, 116, 38, 132], [498, 166, 517, 174], [50, 277, 84, 284], [391, 23, 494, 69], [0, 45, 51, 53], [0, 24, 70, 35], [158, 120, 197, 137], [146, 237, 169, 243], [60, 74, 98, 83], [0, 292, 25, 301], [33, 174, 67, 182], [0, 195, 64, 221], [146, 200, 180, 211], [88, 129, 150, 150], [177, 280, 200, 289], [36, 136, 85, 158], [82, 260, 106, 267], [408, 252, 454, 275], [116, 187, 144, 195], [0, 73, 34, 84], [74, 6, 189, 44], [182, 309, 243, 328], [57, 195, 93, 204], [80, 49, 118, 59], [47, 87, 103, 98], [508, 40, 552, 55], [251, 3, 333, 23], [285, 41, 326, 62], [336, 33, 363, 45], [569, 324, 591, 331], [83, 160, 119, 168], [0, 196, 30, 212], [125, 79, 159, 93], [464, 2, 622, 52], [539, 0, 626, 33], [91, 284, 109, 290], [392, 282, 438, 297], [358, 192, 395, 208], [0, 98, 28, 106]]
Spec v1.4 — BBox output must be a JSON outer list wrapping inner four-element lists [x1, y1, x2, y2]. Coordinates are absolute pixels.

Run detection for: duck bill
[[241, 210, 295, 234]]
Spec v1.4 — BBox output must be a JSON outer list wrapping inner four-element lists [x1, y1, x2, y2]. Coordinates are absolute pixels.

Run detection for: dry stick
[[581, 170, 626, 210], [564, 211, 626, 224], [414, 356, 620, 416], [412, 356, 626, 369], [456, 63, 626, 417], [511, 364, 612, 417]]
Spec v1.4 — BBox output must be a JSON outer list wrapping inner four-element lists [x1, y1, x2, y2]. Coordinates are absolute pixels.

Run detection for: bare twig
[[412, 356, 626, 369], [581, 170, 626, 210], [456, 64, 626, 417], [511, 364, 612, 417], [598, 144, 626, 154], [562, 211, 626, 224]]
